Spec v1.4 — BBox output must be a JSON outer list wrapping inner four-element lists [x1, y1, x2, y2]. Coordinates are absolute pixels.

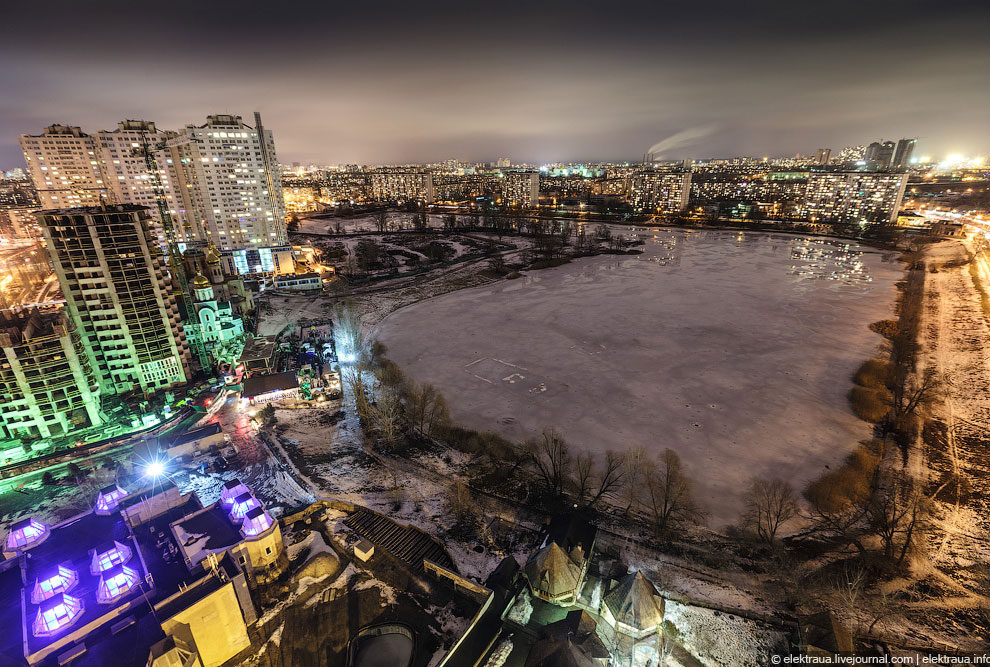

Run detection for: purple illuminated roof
[[32, 593, 84, 638], [220, 479, 250, 507], [228, 493, 261, 523], [94, 484, 128, 514], [240, 507, 274, 537], [96, 564, 141, 604], [31, 564, 79, 604], [4, 517, 49, 552], [90, 540, 133, 575]]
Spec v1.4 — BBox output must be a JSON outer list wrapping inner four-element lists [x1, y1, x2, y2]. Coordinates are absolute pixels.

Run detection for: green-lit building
[[0, 308, 102, 447]]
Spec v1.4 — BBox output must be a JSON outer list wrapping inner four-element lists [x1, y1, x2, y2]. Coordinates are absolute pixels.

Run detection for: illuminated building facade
[[183, 273, 245, 360], [891, 138, 917, 169], [630, 169, 692, 212], [22, 114, 293, 275], [19, 125, 108, 208], [0, 479, 281, 666], [0, 308, 103, 445], [803, 171, 909, 224], [499, 171, 540, 206], [38, 205, 190, 395], [370, 169, 435, 203], [167, 114, 289, 261]]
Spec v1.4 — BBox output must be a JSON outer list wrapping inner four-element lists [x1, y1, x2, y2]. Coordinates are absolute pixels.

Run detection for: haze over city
[[3, 0, 990, 166], [2, 2, 990, 666]]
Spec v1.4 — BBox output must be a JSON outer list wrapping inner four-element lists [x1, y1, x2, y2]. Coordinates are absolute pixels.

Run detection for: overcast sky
[[2, 0, 989, 167]]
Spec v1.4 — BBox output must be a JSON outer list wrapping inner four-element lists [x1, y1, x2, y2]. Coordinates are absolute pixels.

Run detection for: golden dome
[[206, 245, 222, 265], [192, 273, 210, 289]]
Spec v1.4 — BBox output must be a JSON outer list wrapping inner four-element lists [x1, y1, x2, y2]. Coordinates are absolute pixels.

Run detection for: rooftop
[[171, 505, 242, 570], [168, 422, 222, 448], [241, 371, 298, 398]]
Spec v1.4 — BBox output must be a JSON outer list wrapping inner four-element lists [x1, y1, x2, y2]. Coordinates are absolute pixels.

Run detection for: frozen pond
[[376, 229, 904, 524]]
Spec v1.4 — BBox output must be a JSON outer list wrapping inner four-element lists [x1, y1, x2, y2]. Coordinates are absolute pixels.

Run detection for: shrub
[[869, 319, 899, 339], [848, 385, 891, 423], [506, 271, 522, 280], [853, 358, 893, 388]]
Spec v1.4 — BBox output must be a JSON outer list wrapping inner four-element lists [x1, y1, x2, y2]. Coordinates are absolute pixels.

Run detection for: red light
[[205, 398, 213, 406]]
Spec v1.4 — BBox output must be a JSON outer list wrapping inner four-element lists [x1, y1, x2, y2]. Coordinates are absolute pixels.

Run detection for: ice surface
[[377, 229, 903, 525]]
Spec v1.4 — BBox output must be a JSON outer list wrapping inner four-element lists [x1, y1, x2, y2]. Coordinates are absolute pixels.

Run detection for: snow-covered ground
[[377, 229, 904, 525]]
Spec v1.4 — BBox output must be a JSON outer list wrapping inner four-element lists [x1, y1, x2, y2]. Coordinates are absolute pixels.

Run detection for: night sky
[[2, 0, 989, 167]]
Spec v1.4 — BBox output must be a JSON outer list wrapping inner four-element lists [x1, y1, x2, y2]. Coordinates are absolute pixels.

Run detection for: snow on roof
[[523, 542, 581, 600], [602, 570, 665, 631]]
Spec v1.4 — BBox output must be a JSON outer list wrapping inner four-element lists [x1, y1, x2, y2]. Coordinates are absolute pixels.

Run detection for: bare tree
[[424, 391, 450, 437], [528, 428, 572, 501], [369, 384, 403, 447], [332, 299, 366, 362], [373, 209, 389, 233], [584, 451, 626, 510], [621, 444, 646, 516], [640, 448, 705, 541], [867, 467, 926, 566], [741, 477, 798, 544]]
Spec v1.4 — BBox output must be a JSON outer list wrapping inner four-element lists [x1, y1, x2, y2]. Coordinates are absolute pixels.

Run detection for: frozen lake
[[376, 228, 903, 525]]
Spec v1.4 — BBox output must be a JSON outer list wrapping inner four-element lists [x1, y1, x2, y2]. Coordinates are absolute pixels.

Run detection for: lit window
[[31, 564, 78, 604], [241, 507, 273, 537], [229, 493, 261, 523], [96, 564, 140, 603], [32, 593, 84, 637], [90, 540, 132, 574], [94, 484, 128, 514], [5, 518, 49, 552]]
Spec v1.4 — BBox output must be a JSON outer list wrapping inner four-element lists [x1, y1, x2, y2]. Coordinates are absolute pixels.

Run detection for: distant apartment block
[[370, 170, 435, 203], [499, 171, 540, 207], [38, 205, 190, 395], [803, 171, 909, 224], [630, 170, 692, 213]]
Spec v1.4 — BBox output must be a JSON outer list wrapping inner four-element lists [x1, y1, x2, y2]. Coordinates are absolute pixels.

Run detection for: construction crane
[[134, 136, 211, 372]]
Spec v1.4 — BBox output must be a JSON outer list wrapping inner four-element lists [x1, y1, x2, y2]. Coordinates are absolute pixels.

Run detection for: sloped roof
[[524, 542, 581, 599], [603, 571, 665, 631], [524, 637, 600, 667], [543, 610, 609, 660]]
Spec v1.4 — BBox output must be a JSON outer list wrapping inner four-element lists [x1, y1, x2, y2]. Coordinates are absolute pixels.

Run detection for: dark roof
[[169, 422, 222, 447], [242, 371, 298, 398], [238, 336, 276, 362], [172, 506, 242, 553], [543, 610, 609, 660], [545, 514, 596, 556]]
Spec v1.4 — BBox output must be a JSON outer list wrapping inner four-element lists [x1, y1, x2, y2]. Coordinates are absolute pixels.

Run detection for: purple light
[[228, 493, 261, 523], [31, 564, 79, 604], [240, 507, 273, 537], [90, 540, 132, 575], [94, 484, 128, 514], [4, 517, 49, 552], [219, 479, 250, 508], [96, 564, 140, 604], [32, 593, 84, 638]]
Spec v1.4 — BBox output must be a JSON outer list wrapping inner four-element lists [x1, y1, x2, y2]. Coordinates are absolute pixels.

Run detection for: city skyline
[[2, 0, 990, 168]]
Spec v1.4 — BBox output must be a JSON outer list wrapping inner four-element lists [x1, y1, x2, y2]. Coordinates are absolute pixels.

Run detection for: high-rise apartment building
[[499, 171, 540, 207], [21, 113, 291, 275], [20, 125, 108, 209], [803, 171, 908, 224], [0, 307, 103, 443], [496, 157, 511, 168], [630, 170, 692, 213], [891, 138, 916, 169], [38, 205, 190, 396], [166, 114, 289, 273], [815, 148, 832, 165], [864, 141, 895, 169]]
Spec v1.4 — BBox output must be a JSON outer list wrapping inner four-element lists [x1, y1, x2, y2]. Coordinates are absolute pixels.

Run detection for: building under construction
[[0, 307, 103, 445], [36, 205, 190, 396]]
